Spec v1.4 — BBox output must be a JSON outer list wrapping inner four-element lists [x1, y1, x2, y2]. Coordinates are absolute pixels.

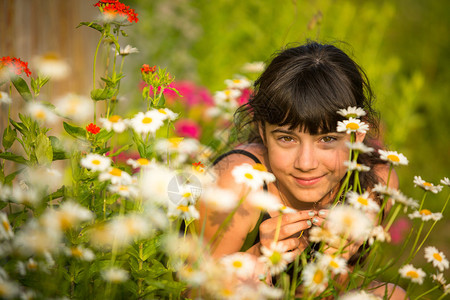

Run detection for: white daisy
[[277, 204, 297, 214], [117, 44, 139, 56], [220, 252, 255, 278], [378, 150, 408, 166], [345, 141, 375, 153], [55, 93, 91, 122], [0, 278, 20, 299], [247, 190, 281, 211], [441, 177, 450, 186], [336, 117, 369, 134], [241, 61, 265, 73], [213, 89, 242, 109], [338, 291, 382, 300], [11, 186, 40, 207], [259, 241, 294, 275], [13, 220, 61, 256], [0, 91, 12, 104], [27, 102, 58, 124], [109, 214, 153, 246], [154, 137, 200, 165], [424, 246, 449, 272], [139, 164, 175, 205], [101, 267, 128, 283], [346, 191, 380, 213], [99, 115, 127, 133], [33, 52, 70, 80], [127, 157, 152, 169], [99, 167, 133, 185], [224, 77, 252, 89], [399, 264, 426, 284], [316, 253, 347, 275], [108, 184, 139, 198], [389, 191, 419, 210], [408, 209, 442, 222], [156, 108, 178, 121], [0, 212, 13, 240], [343, 160, 371, 172], [80, 153, 111, 172], [431, 273, 447, 286], [337, 106, 367, 119], [168, 202, 200, 221], [308, 226, 342, 248], [413, 176, 443, 194], [65, 246, 95, 261], [368, 225, 391, 245], [129, 111, 164, 135], [325, 205, 373, 241], [372, 183, 398, 198], [42, 201, 94, 231], [199, 186, 239, 212], [302, 262, 328, 294], [231, 163, 275, 190]]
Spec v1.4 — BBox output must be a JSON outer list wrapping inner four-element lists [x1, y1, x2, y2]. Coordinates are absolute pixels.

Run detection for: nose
[[293, 143, 319, 171]]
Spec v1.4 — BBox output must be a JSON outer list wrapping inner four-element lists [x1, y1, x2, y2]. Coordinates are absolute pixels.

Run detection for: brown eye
[[278, 136, 294, 142], [320, 136, 337, 143]]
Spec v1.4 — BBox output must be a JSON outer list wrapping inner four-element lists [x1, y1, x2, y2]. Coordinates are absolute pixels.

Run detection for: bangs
[[252, 64, 357, 134]]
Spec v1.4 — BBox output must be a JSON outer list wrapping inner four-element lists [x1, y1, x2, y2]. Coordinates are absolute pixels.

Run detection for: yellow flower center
[[423, 182, 432, 187], [183, 192, 192, 198], [91, 159, 101, 165], [232, 260, 243, 268], [346, 122, 359, 130], [27, 260, 38, 270], [244, 173, 253, 180], [387, 154, 400, 162], [343, 216, 354, 227], [269, 251, 282, 265], [109, 115, 121, 123], [35, 109, 46, 120], [109, 168, 122, 177], [347, 113, 357, 118], [2, 220, 10, 232], [313, 269, 325, 284], [233, 79, 241, 84], [221, 288, 234, 296], [59, 214, 72, 230], [142, 117, 152, 124], [433, 253, 443, 262], [71, 247, 83, 257], [168, 137, 184, 148], [406, 270, 419, 278], [118, 185, 129, 191], [329, 260, 339, 269], [225, 90, 232, 96], [43, 52, 59, 60], [280, 205, 287, 210], [158, 108, 167, 114], [177, 205, 189, 212], [137, 158, 149, 165], [357, 197, 369, 206], [419, 209, 432, 215], [253, 163, 268, 172]]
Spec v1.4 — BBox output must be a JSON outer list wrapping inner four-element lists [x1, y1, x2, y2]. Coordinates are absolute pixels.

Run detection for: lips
[[292, 175, 324, 186]]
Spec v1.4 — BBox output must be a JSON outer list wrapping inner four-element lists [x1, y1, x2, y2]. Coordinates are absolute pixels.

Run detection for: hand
[[258, 210, 316, 256]]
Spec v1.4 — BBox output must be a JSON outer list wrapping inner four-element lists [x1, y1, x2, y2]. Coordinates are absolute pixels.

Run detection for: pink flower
[[238, 88, 252, 105], [388, 217, 412, 244], [174, 119, 201, 140]]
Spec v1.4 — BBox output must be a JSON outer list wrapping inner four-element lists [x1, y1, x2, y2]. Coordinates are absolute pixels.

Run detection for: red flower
[[192, 161, 205, 173], [94, 0, 139, 23], [141, 64, 156, 74], [1, 56, 31, 77], [86, 123, 101, 134]]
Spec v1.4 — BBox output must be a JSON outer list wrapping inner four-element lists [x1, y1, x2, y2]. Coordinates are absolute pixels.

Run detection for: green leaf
[[63, 122, 86, 139], [107, 144, 132, 157], [49, 136, 69, 160], [9, 119, 27, 135], [11, 76, 32, 102], [95, 128, 114, 142], [5, 168, 25, 185], [155, 95, 166, 107], [90, 87, 117, 101], [2, 126, 17, 150], [77, 21, 104, 33], [0, 152, 28, 164], [35, 133, 53, 165]]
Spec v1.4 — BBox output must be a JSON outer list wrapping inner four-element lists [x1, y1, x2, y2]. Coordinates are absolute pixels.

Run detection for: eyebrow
[[270, 127, 342, 136]]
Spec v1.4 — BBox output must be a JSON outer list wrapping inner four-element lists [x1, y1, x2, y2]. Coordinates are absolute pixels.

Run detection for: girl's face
[[261, 123, 363, 208]]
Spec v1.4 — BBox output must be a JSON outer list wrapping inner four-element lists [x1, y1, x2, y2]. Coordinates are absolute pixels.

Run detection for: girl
[[198, 41, 406, 298]]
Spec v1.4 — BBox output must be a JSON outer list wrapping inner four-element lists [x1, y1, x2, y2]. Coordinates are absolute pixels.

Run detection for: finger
[[317, 209, 328, 218], [260, 220, 312, 241], [269, 237, 300, 252], [276, 210, 317, 224], [311, 216, 324, 226]]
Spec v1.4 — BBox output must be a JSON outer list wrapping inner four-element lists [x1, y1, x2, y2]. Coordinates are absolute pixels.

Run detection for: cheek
[[321, 148, 348, 173]]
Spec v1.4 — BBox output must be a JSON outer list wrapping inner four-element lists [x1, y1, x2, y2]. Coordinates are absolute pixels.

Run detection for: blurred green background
[[123, 0, 449, 296]]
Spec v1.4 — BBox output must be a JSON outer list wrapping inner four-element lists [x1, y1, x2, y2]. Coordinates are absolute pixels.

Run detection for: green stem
[[413, 285, 439, 300], [384, 204, 401, 231], [406, 222, 424, 263], [273, 214, 283, 242]]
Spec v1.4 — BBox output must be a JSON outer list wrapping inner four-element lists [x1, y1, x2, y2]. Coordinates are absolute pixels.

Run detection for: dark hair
[[234, 41, 386, 190]]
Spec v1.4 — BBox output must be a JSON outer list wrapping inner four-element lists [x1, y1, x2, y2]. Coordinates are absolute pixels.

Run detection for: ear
[[355, 132, 366, 143]]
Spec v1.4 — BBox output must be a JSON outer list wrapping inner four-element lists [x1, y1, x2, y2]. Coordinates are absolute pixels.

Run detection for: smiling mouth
[[292, 175, 324, 186]]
